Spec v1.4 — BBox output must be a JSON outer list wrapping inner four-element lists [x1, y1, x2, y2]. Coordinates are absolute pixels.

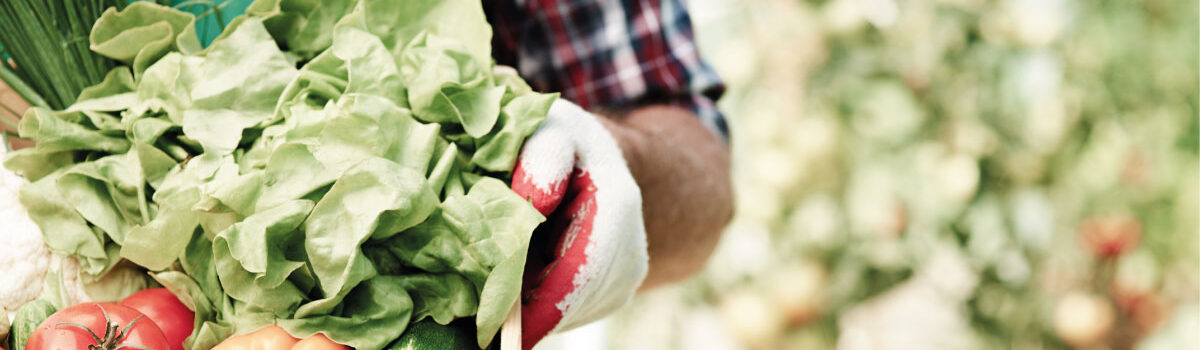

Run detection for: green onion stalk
[[0, 0, 127, 111]]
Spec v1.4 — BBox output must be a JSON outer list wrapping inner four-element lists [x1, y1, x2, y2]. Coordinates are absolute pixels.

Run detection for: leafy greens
[[4, 1, 553, 349]]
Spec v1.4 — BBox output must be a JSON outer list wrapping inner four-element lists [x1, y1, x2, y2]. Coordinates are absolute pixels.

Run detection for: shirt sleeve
[[485, 0, 729, 142]]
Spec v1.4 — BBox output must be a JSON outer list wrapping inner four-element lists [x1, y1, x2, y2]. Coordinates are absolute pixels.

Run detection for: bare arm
[[597, 105, 733, 290]]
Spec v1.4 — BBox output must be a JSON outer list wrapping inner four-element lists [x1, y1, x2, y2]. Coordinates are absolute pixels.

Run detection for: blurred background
[[540, 0, 1199, 349]]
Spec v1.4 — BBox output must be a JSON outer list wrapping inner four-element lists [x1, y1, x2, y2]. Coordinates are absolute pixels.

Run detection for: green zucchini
[[388, 319, 477, 350]]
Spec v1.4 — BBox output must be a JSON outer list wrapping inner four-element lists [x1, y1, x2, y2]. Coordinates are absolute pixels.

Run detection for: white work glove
[[510, 99, 649, 349]]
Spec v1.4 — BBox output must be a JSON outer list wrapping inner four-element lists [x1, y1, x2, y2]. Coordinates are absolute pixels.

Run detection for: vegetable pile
[[3, 1, 554, 349]]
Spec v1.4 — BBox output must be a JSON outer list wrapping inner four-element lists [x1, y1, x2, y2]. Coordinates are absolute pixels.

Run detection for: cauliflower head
[[0, 150, 51, 318]]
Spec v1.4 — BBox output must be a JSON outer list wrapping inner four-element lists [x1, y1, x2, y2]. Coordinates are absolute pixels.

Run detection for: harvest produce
[[120, 288, 195, 350], [211, 325, 347, 350], [8, 300, 56, 350], [388, 320, 475, 350], [25, 303, 170, 350], [2, 0, 554, 349], [0, 158, 53, 324], [0, 0, 125, 110]]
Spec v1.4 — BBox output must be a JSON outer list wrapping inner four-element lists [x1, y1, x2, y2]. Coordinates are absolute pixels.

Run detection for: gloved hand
[[510, 99, 649, 349]]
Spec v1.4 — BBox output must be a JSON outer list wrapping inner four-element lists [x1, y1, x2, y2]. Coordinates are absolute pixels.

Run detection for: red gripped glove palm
[[510, 99, 649, 349]]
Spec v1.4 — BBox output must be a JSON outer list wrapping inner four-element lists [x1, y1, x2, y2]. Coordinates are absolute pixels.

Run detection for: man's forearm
[[597, 105, 733, 290]]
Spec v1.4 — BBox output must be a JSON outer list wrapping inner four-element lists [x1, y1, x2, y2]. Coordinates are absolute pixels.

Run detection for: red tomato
[[121, 288, 196, 350], [26, 303, 171, 350]]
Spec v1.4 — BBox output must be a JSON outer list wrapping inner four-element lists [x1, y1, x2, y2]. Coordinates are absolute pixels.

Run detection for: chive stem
[[0, 62, 50, 109], [0, 0, 124, 110]]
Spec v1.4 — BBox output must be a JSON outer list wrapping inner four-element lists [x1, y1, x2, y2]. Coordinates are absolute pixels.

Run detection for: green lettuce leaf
[[2, 148, 75, 182], [397, 273, 478, 325], [376, 178, 544, 347], [330, 26, 408, 108], [151, 271, 230, 350], [471, 93, 555, 171], [90, 2, 202, 76], [212, 200, 314, 313], [18, 108, 130, 153], [245, 0, 358, 58], [183, 18, 298, 154], [342, 0, 492, 67], [13, 2, 555, 349], [280, 276, 414, 350], [302, 157, 438, 315], [77, 67, 137, 102], [19, 171, 109, 273]]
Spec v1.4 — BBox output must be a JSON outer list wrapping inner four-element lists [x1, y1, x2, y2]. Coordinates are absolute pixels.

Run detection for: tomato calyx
[[55, 305, 156, 350]]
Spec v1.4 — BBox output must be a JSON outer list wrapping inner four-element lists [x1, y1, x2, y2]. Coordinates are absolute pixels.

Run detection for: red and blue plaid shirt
[[485, 0, 729, 141]]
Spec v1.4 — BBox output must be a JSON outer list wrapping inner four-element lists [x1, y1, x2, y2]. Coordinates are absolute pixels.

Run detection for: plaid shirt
[[484, 0, 729, 141]]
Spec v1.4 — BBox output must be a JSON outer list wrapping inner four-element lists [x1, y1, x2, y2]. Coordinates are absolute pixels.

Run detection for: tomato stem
[[56, 305, 157, 350], [55, 322, 104, 344]]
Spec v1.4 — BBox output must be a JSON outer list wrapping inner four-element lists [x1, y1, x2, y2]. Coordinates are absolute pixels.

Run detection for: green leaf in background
[[166, 0, 250, 47]]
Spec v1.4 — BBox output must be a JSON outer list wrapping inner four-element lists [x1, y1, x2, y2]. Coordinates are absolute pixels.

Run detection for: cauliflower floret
[[0, 150, 51, 323], [0, 147, 93, 337], [57, 254, 92, 304]]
